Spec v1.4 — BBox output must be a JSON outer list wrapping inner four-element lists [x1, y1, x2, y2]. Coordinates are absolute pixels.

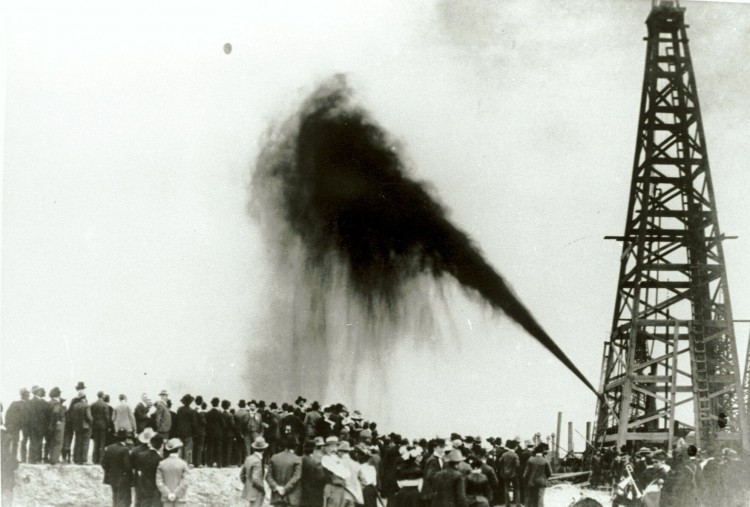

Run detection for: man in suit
[[134, 394, 152, 434], [235, 400, 250, 464], [68, 387, 93, 464], [205, 397, 225, 467], [422, 438, 446, 505], [242, 436, 269, 507], [157, 438, 189, 506], [498, 440, 521, 507], [173, 394, 196, 464], [243, 401, 264, 457], [27, 386, 51, 463], [153, 390, 172, 441], [221, 400, 236, 467], [267, 436, 303, 507], [522, 444, 551, 507], [193, 399, 207, 467], [46, 387, 66, 464], [301, 437, 326, 507], [134, 433, 164, 507], [303, 402, 322, 440], [431, 450, 468, 507], [4, 388, 30, 462], [112, 394, 137, 437], [101, 429, 133, 507], [91, 391, 110, 464]]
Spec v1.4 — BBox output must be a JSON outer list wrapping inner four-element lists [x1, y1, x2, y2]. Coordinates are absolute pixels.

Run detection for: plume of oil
[[250, 74, 598, 401]]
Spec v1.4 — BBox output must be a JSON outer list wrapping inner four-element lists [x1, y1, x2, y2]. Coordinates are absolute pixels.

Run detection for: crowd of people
[[1, 381, 555, 506], [588, 441, 749, 506], [1, 381, 749, 507]]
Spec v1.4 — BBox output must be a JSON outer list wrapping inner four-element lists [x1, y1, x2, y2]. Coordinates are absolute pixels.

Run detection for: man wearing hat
[[46, 387, 66, 464], [153, 390, 172, 441], [522, 444, 552, 507], [304, 402, 322, 440], [267, 436, 303, 507], [173, 394, 196, 464], [157, 438, 189, 506], [4, 387, 30, 463], [101, 429, 134, 507], [321, 436, 353, 507], [301, 437, 327, 507], [134, 433, 164, 507], [431, 449, 468, 507], [91, 391, 110, 464], [27, 385, 51, 463], [241, 436, 269, 507], [68, 384, 93, 464]]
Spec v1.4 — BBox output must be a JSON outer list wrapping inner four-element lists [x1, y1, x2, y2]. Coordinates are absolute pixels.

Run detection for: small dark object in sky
[[223, 43, 232, 55]]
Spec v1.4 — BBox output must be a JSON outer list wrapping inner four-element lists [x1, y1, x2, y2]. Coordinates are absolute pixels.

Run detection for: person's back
[[302, 455, 325, 506], [431, 467, 467, 507], [268, 445, 303, 506], [112, 400, 136, 433], [500, 449, 520, 478], [157, 440, 189, 506]]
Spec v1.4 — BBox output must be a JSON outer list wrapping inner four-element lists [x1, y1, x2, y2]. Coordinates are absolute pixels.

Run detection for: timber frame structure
[[593, 0, 749, 452]]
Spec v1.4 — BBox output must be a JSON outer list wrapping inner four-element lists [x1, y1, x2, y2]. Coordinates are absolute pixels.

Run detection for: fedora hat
[[165, 438, 183, 451], [75, 381, 86, 391], [446, 449, 464, 462], [252, 436, 269, 450], [138, 427, 157, 444], [49, 387, 61, 398], [159, 389, 169, 397], [636, 447, 652, 456], [325, 436, 340, 445], [314, 436, 326, 447], [338, 441, 352, 452]]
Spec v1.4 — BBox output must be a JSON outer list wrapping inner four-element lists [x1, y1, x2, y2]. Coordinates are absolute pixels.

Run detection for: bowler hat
[[75, 381, 86, 391], [115, 429, 129, 441], [49, 387, 61, 398], [252, 436, 269, 450], [181, 394, 194, 405], [303, 440, 316, 452], [165, 438, 183, 451]]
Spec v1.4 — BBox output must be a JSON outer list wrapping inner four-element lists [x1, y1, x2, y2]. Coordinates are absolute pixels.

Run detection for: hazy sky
[[2, 0, 749, 447]]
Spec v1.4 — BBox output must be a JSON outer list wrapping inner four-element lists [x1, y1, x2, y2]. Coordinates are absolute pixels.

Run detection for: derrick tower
[[593, 0, 748, 452]]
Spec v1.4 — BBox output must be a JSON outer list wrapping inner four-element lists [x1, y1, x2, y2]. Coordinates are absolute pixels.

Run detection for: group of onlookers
[[589, 441, 750, 506], [1, 381, 560, 506]]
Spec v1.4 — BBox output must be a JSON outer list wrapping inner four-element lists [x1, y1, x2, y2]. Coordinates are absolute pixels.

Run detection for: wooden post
[[586, 422, 592, 451], [556, 412, 562, 464], [568, 421, 573, 457]]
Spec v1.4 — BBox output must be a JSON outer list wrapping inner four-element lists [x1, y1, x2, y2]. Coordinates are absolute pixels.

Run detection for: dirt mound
[[12, 463, 247, 506]]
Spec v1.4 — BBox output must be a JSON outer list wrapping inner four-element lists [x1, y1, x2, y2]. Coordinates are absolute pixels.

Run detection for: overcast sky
[[2, 0, 749, 447]]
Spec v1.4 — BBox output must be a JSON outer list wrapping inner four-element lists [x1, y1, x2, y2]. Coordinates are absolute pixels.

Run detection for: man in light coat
[[267, 436, 303, 506], [157, 438, 189, 506], [154, 390, 172, 440], [241, 436, 269, 507], [112, 394, 137, 437]]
